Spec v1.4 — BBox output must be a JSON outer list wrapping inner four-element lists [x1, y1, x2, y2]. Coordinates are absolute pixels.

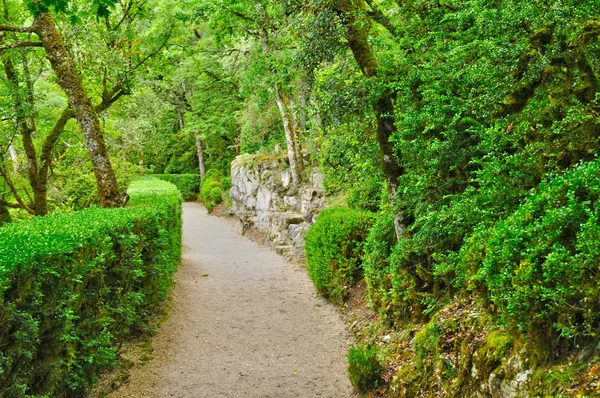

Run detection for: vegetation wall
[[0, 177, 182, 397], [149, 174, 201, 201]]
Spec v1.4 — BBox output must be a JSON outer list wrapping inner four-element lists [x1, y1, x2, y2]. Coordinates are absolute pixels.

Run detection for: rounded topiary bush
[[199, 169, 225, 212], [305, 206, 375, 304]]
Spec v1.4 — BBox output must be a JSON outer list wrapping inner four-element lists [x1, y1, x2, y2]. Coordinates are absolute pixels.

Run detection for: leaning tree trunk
[[275, 87, 302, 186], [194, 132, 206, 180], [2, 54, 49, 215], [0, 203, 10, 226], [32, 11, 122, 207], [335, 0, 406, 239]]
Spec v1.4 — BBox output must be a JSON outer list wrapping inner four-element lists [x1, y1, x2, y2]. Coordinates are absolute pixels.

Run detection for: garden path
[[109, 202, 354, 397]]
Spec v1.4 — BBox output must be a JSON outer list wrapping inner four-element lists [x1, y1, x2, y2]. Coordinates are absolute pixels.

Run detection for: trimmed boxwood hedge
[[305, 206, 375, 304], [149, 173, 200, 201], [0, 177, 182, 397]]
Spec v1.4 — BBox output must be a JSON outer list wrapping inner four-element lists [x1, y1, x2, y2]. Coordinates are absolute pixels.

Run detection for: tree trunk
[[2, 52, 48, 215], [335, 0, 406, 238], [176, 106, 185, 131], [289, 96, 304, 171], [194, 132, 206, 180], [32, 11, 122, 208], [275, 87, 302, 186], [0, 203, 10, 226], [8, 145, 18, 173]]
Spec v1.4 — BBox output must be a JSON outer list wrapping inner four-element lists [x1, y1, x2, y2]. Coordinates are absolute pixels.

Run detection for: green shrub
[[347, 344, 382, 393], [305, 206, 375, 304], [0, 177, 182, 397], [461, 159, 600, 339], [149, 174, 200, 201], [347, 175, 385, 213], [221, 176, 232, 192], [199, 169, 225, 213], [362, 210, 397, 318]]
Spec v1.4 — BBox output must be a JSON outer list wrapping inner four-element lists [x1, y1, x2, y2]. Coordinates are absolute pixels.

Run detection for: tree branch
[[0, 41, 43, 50], [0, 24, 33, 33], [0, 199, 21, 209], [364, 0, 400, 37], [0, 164, 33, 214], [230, 10, 255, 22], [129, 27, 172, 72], [38, 107, 74, 184]]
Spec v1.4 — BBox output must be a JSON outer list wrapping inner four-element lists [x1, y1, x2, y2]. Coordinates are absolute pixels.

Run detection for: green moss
[[482, 331, 513, 362]]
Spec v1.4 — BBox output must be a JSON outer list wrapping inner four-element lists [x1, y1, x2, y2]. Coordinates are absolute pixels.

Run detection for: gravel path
[[109, 202, 354, 398]]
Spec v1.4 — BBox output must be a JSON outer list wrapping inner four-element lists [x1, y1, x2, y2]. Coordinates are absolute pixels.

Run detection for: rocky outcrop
[[229, 154, 326, 257]]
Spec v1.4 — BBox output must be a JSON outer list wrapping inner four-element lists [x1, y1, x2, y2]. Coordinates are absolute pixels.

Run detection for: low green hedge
[[305, 206, 375, 304], [0, 177, 182, 397], [149, 174, 200, 201]]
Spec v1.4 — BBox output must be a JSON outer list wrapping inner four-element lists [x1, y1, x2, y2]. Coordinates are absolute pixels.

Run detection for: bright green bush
[[221, 176, 232, 192], [347, 174, 386, 213], [347, 344, 382, 393], [149, 174, 200, 201], [305, 206, 375, 304], [199, 169, 225, 213], [0, 177, 182, 397], [461, 159, 600, 339], [362, 210, 398, 318]]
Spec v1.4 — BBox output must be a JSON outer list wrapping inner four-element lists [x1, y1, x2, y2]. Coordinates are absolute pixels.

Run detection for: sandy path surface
[[109, 202, 354, 398]]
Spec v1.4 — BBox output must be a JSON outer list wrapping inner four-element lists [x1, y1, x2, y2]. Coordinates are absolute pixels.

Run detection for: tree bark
[[176, 105, 185, 131], [194, 132, 206, 180], [289, 96, 304, 171], [0, 202, 10, 226], [32, 11, 122, 207], [8, 145, 18, 173], [3, 54, 48, 215], [276, 87, 302, 186], [335, 0, 406, 238]]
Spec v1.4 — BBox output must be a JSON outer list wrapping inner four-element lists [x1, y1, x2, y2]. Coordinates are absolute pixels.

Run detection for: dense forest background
[[1, 0, 600, 396]]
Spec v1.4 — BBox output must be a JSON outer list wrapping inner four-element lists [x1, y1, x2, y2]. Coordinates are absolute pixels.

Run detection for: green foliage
[[0, 177, 182, 397], [149, 174, 200, 201], [347, 344, 382, 394], [199, 169, 224, 213], [461, 159, 600, 339], [347, 176, 386, 213], [362, 210, 397, 319], [305, 206, 375, 304], [220, 176, 232, 192]]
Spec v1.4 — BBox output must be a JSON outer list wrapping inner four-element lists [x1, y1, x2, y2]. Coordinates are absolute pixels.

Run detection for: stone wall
[[229, 154, 326, 257]]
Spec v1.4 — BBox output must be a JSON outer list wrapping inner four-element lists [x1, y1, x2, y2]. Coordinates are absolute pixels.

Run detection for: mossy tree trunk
[[2, 53, 49, 215], [0, 203, 10, 226], [31, 11, 122, 208], [334, 0, 406, 238]]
